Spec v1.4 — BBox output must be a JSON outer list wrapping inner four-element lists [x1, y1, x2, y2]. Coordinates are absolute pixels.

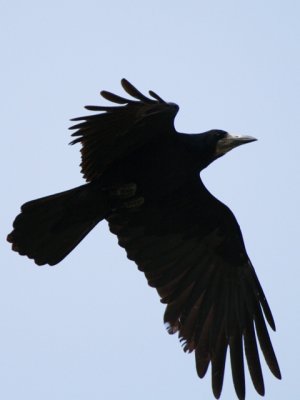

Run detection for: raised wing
[[107, 177, 281, 399], [70, 79, 179, 181]]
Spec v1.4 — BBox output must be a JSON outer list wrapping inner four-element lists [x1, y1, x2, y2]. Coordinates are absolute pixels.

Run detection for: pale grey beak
[[216, 133, 257, 155]]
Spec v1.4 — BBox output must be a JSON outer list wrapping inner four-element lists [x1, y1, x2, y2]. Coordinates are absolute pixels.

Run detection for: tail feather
[[7, 183, 109, 265]]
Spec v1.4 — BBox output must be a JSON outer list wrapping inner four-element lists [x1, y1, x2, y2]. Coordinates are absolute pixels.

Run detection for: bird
[[7, 79, 281, 399]]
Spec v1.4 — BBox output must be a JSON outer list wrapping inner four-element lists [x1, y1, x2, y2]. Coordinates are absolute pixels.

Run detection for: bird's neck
[[176, 133, 218, 171]]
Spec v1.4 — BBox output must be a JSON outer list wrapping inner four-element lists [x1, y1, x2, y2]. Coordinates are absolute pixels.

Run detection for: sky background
[[1, 1, 299, 399]]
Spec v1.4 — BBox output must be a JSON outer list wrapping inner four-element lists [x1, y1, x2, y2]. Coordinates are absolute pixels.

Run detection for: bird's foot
[[104, 183, 137, 199]]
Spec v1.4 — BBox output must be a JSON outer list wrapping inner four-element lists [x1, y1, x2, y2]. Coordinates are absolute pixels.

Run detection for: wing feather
[[69, 79, 179, 181], [107, 178, 280, 399]]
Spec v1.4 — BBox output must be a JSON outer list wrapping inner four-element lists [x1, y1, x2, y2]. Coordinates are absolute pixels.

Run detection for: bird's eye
[[216, 131, 225, 139]]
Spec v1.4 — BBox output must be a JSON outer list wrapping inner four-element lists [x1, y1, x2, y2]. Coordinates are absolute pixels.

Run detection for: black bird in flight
[[8, 79, 281, 399]]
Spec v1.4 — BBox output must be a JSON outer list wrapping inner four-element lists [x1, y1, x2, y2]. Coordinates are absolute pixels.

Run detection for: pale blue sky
[[1, 1, 299, 399]]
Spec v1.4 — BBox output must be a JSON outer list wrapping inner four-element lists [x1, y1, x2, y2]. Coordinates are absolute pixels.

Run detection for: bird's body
[[101, 134, 208, 199], [7, 80, 281, 399]]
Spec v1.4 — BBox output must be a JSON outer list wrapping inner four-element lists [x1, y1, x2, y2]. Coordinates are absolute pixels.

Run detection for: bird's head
[[178, 130, 257, 170], [187, 129, 257, 170], [205, 129, 257, 159]]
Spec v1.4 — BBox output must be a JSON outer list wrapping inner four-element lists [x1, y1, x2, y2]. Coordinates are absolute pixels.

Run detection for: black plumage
[[7, 79, 281, 399]]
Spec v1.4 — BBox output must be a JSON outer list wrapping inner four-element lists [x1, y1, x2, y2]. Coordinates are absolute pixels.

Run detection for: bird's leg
[[122, 196, 144, 209], [103, 183, 144, 211], [103, 183, 137, 199]]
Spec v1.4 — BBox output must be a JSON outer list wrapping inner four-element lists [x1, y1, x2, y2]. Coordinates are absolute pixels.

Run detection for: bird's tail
[[7, 182, 135, 266]]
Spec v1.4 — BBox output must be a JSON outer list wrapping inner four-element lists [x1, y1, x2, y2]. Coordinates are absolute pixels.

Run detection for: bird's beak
[[216, 133, 257, 155]]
